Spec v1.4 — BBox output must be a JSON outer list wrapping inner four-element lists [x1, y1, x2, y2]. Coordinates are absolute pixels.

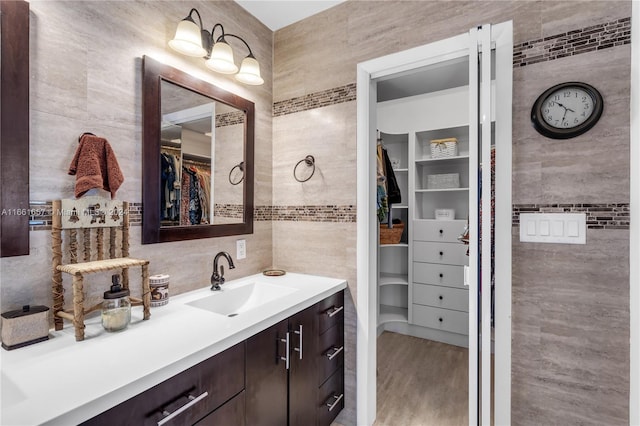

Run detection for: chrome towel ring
[[228, 161, 244, 185], [293, 155, 315, 183]]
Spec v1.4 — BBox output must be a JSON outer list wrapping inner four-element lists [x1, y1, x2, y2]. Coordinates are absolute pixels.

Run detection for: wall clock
[[531, 82, 603, 139]]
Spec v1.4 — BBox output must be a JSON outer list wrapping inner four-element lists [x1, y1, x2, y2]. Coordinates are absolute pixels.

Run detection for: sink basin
[[187, 281, 297, 317]]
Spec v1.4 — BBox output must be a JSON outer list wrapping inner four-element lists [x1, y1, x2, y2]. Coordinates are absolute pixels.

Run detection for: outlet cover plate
[[236, 239, 246, 259], [519, 213, 586, 244]]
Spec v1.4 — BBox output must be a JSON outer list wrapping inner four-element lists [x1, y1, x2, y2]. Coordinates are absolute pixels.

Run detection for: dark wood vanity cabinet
[[84, 290, 344, 426], [83, 342, 245, 426], [246, 290, 345, 426]]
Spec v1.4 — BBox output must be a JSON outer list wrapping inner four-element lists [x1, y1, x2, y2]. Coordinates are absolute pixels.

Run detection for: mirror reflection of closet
[[160, 80, 245, 227]]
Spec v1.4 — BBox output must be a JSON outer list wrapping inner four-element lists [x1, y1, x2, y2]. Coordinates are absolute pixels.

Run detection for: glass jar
[[102, 275, 131, 332]]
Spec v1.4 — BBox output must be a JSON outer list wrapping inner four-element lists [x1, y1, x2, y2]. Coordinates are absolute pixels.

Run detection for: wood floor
[[374, 331, 468, 426]]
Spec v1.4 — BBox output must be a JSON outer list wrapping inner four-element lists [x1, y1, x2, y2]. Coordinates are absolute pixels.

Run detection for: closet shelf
[[393, 168, 409, 173], [415, 188, 469, 193], [415, 155, 469, 165], [379, 243, 409, 248], [378, 305, 408, 325], [391, 205, 408, 209], [379, 273, 409, 286]]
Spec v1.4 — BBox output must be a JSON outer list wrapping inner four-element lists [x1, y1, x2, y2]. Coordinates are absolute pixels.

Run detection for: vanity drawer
[[318, 290, 344, 335], [414, 241, 468, 266], [195, 391, 245, 425], [83, 342, 245, 426], [413, 262, 465, 289], [414, 220, 466, 243], [317, 368, 344, 426], [413, 283, 469, 312], [412, 304, 469, 335], [318, 323, 344, 386]]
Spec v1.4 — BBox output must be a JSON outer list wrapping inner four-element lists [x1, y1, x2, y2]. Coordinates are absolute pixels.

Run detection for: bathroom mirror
[[142, 56, 254, 244]]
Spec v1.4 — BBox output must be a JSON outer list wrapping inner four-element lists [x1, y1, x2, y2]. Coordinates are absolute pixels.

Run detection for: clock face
[[531, 82, 603, 139], [541, 87, 594, 129]]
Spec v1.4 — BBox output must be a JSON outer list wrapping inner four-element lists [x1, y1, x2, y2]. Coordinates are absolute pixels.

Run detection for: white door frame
[[630, 2, 639, 424], [356, 23, 512, 426]]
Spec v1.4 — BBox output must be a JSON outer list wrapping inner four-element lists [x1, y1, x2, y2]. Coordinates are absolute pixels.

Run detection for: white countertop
[[0, 272, 347, 426]]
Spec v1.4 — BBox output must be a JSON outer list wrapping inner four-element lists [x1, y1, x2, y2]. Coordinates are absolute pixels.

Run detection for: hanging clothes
[[382, 147, 401, 204], [376, 143, 388, 222]]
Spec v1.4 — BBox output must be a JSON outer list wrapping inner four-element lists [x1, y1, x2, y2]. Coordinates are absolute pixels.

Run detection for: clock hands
[[553, 101, 575, 123]]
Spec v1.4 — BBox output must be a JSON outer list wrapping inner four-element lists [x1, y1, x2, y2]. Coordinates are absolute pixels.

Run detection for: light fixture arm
[[187, 8, 204, 30], [219, 33, 255, 57]]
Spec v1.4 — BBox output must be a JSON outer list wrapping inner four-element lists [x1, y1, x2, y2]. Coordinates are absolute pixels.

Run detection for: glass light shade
[[205, 41, 238, 74], [235, 56, 264, 85], [169, 19, 207, 57]]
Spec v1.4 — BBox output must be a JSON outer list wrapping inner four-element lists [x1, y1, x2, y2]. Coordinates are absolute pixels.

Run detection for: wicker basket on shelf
[[380, 221, 404, 245]]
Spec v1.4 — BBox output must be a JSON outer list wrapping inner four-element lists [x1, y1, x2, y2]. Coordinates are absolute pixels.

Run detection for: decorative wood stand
[[51, 198, 150, 341]]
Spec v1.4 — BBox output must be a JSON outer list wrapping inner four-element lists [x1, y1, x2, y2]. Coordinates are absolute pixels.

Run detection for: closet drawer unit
[[414, 241, 468, 266], [413, 262, 465, 289], [317, 368, 344, 426], [414, 220, 467, 243], [318, 290, 345, 335], [412, 304, 468, 335], [413, 283, 469, 312], [318, 323, 344, 386]]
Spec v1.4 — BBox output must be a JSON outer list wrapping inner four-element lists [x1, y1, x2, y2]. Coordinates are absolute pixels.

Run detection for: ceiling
[[234, 0, 346, 31]]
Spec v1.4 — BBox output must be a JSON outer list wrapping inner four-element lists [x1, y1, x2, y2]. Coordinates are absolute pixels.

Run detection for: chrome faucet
[[211, 251, 235, 291]]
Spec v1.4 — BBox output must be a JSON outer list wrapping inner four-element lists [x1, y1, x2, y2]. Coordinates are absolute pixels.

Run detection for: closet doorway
[[356, 22, 513, 426]]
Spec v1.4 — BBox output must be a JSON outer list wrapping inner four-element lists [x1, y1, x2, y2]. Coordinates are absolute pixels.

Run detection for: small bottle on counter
[[102, 275, 131, 332]]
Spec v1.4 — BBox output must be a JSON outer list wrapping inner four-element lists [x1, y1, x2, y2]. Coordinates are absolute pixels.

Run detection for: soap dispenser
[[102, 275, 131, 332]]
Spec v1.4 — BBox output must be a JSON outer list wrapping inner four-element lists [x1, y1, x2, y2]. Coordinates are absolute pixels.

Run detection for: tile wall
[[0, 1, 274, 311], [272, 1, 631, 424]]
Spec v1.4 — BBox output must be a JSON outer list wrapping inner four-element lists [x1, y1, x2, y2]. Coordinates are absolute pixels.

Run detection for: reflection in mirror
[[142, 56, 254, 244], [160, 80, 245, 227]]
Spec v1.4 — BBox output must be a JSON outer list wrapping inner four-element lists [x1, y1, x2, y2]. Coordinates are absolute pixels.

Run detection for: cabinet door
[[289, 305, 319, 426], [245, 319, 289, 426]]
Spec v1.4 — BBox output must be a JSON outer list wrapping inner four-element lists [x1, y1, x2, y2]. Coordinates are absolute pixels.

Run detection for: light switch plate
[[236, 239, 246, 259], [519, 213, 586, 244]]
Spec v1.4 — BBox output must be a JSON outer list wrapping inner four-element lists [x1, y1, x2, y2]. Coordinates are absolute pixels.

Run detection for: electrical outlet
[[236, 239, 246, 260]]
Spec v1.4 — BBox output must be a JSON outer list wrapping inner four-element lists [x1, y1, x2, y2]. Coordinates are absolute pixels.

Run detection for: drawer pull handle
[[439, 273, 443, 278], [280, 332, 290, 370], [294, 324, 303, 360], [439, 295, 443, 300], [327, 393, 344, 412], [326, 345, 344, 360], [439, 251, 443, 256], [326, 305, 344, 318], [438, 317, 443, 322], [439, 229, 443, 234], [157, 391, 208, 426]]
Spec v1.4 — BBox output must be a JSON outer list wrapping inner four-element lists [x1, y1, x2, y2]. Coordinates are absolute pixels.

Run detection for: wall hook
[[293, 155, 315, 183]]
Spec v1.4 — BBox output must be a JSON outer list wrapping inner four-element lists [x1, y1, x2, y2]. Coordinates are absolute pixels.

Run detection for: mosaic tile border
[[26, 202, 630, 229], [214, 203, 243, 219], [272, 18, 631, 117], [215, 110, 245, 127], [271, 205, 357, 222], [512, 203, 630, 230], [273, 83, 356, 117], [27, 202, 358, 229], [513, 17, 631, 67]]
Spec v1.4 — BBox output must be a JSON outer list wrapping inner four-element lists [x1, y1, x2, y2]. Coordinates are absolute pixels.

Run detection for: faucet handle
[[219, 265, 226, 285]]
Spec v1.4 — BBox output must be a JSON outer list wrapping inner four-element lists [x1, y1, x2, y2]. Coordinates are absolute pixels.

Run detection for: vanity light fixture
[[169, 8, 264, 86]]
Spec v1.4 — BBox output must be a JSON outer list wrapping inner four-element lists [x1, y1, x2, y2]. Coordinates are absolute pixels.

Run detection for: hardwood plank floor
[[374, 331, 468, 426]]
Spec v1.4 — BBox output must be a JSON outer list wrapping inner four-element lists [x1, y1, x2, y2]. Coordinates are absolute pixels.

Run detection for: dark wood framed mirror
[[0, 0, 30, 257], [142, 56, 254, 244]]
